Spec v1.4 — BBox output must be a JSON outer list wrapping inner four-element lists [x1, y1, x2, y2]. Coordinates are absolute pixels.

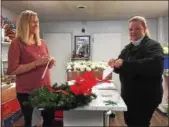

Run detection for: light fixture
[[77, 5, 87, 9]]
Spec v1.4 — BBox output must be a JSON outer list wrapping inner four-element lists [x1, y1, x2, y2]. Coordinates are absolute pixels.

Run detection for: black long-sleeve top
[[114, 35, 164, 103]]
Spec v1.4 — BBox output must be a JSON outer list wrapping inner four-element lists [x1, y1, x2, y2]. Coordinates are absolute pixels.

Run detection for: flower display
[[164, 69, 169, 76], [1, 15, 16, 41], [66, 61, 108, 72], [162, 43, 168, 55]]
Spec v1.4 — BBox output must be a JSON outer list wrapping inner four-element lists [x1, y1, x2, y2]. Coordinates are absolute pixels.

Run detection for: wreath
[[27, 71, 110, 110]]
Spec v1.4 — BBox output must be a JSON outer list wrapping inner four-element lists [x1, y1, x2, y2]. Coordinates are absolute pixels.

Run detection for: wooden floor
[[13, 110, 168, 127], [110, 110, 168, 126]]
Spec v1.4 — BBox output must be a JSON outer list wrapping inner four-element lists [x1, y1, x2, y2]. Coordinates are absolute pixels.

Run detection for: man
[[108, 16, 164, 127]]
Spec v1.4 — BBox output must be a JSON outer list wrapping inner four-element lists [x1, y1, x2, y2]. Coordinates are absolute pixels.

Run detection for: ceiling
[[2, 1, 168, 22]]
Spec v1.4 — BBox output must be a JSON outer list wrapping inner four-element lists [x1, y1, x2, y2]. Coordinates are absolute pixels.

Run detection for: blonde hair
[[16, 10, 41, 46], [129, 16, 150, 37]]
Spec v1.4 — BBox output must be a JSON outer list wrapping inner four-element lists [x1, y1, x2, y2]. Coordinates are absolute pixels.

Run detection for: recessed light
[[77, 5, 87, 9]]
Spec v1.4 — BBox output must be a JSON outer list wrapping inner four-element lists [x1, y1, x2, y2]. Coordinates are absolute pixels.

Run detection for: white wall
[[157, 16, 168, 44], [2, 6, 17, 21], [40, 18, 158, 91], [40, 19, 158, 50], [163, 17, 168, 43]]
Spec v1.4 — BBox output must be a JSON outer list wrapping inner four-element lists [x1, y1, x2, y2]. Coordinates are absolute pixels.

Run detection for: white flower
[[80, 67, 85, 72], [91, 64, 96, 70], [67, 65, 72, 70], [102, 65, 108, 69], [86, 67, 92, 71], [163, 47, 168, 54], [68, 70, 72, 72], [66, 60, 108, 72], [74, 63, 81, 71]]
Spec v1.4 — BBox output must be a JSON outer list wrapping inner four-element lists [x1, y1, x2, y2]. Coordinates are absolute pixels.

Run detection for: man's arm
[[119, 43, 164, 76]]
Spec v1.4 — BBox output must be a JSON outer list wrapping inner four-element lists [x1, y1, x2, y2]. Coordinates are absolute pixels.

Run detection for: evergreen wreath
[[26, 71, 111, 110], [28, 82, 97, 110]]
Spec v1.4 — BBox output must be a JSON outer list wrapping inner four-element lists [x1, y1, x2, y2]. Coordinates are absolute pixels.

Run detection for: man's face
[[129, 21, 146, 41]]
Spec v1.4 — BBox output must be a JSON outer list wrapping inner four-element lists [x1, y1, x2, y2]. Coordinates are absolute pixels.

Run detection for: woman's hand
[[35, 56, 50, 67], [48, 57, 56, 69], [50, 57, 56, 66]]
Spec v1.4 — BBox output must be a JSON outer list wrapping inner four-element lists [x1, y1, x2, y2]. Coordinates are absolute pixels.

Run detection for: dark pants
[[123, 99, 160, 127], [17, 93, 55, 127]]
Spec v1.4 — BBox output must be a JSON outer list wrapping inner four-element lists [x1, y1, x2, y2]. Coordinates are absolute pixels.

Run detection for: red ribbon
[[40, 71, 111, 96], [70, 71, 111, 96]]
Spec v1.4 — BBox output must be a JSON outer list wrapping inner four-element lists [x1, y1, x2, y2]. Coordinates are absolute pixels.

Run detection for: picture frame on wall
[[73, 35, 90, 60]]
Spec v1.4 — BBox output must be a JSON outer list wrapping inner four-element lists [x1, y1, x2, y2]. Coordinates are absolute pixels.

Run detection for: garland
[[28, 83, 96, 110]]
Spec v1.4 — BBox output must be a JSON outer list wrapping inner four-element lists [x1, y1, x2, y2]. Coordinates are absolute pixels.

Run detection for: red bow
[[70, 71, 110, 96]]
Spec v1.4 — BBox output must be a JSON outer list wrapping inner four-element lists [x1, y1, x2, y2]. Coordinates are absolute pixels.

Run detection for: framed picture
[[74, 35, 90, 59]]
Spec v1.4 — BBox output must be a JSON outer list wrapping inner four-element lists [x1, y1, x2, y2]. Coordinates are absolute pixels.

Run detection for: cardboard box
[[1, 98, 21, 119], [2, 110, 23, 127], [67, 70, 112, 81], [1, 83, 12, 91], [2, 83, 16, 103]]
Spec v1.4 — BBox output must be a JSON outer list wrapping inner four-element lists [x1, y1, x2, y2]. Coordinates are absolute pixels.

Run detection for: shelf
[[71, 58, 90, 61], [2, 41, 11, 46], [2, 60, 8, 62]]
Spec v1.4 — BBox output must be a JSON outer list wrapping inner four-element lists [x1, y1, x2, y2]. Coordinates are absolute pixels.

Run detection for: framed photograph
[[74, 35, 90, 59]]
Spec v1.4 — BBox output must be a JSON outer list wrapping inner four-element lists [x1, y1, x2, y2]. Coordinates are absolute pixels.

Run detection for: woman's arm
[[43, 40, 55, 69], [7, 40, 49, 75]]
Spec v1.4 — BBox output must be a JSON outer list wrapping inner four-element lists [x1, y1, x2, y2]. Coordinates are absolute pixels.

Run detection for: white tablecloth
[[64, 81, 127, 126]]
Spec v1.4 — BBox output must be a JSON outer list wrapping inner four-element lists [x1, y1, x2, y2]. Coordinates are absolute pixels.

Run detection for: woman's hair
[[16, 10, 41, 46], [128, 16, 150, 37]]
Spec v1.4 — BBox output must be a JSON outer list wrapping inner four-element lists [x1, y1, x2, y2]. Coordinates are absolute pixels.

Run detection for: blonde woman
[[108, 16, 164, 126], [7, 10, 55, 127]]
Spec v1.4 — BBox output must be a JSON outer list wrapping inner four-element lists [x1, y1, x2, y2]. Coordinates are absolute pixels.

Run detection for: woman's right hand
[[35, 56, 50, 67]]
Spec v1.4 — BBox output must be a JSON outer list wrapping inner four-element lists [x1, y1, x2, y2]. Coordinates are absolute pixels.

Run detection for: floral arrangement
[[1, 16, 16, 41], [66, 61, 108, 72], [164, 102, 169, 116], [164, 69, 169, 76], [27, 71, 110, 110], [162, 43, 168, 55], [166, 104, 168, 116]]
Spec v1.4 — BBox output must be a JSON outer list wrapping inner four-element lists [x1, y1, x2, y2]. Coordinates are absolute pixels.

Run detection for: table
[[63, 81, 127, 126]]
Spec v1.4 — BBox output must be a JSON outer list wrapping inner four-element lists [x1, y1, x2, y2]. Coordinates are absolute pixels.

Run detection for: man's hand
[[108, 59, 116, 68], [114, 59, 123, 68]]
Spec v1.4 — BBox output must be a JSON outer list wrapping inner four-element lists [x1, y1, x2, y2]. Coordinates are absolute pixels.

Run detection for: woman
[[7, 10, 56, 127], [108, 16, 164, 127]]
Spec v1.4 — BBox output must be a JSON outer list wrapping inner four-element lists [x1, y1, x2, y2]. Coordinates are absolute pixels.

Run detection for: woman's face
[[129, 21, 146, 41], [29, 15, 39, 35]]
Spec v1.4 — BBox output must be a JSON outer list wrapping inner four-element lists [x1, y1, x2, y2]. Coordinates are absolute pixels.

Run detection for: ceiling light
[[77, 5, 87, 9]]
